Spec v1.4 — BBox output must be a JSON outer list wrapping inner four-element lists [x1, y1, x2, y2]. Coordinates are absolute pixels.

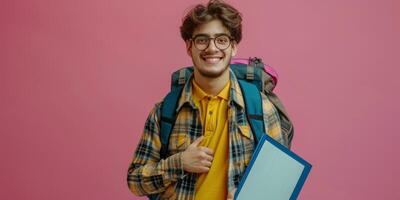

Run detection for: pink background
[[1, 0, 399, 199]]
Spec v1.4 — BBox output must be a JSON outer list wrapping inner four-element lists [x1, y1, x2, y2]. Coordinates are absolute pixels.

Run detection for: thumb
[[189, 136, 204, 147]]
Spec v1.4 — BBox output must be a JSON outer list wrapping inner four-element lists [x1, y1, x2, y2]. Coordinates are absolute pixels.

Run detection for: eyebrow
[[192, 33, 231, 38]]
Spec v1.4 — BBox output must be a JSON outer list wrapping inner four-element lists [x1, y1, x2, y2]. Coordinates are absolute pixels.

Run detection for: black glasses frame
[[191, 34, 234, 51]]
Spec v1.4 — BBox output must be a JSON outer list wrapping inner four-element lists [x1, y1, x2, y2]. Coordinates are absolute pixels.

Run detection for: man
[[127, 0, 291, 199]]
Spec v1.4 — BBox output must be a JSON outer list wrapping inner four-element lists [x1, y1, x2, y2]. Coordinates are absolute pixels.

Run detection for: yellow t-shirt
[[192, 79, 230, 200]]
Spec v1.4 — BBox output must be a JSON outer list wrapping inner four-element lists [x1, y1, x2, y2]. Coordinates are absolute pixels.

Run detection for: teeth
[[206, 58, 220, 62], [202, 57, 221, 64]]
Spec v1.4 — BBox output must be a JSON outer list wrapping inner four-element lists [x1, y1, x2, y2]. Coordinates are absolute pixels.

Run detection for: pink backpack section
[[230, 57, 278, 86]]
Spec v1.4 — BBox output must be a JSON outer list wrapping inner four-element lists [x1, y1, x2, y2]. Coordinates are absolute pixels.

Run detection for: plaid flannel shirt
[[127, 70, 289, 200]]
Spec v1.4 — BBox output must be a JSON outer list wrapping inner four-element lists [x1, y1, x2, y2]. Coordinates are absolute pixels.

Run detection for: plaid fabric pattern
[[127, 70, 287, 200]]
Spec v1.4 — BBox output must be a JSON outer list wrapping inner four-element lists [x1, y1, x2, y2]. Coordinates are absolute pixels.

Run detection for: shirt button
[[209, 111, 213, 115]]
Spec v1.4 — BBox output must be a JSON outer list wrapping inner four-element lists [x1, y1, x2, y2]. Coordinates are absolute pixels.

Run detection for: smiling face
[[186, 19, 238, 79]]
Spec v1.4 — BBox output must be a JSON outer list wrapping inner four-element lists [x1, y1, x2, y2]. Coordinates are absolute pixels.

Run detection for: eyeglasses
[[191, 34, 234, 51]]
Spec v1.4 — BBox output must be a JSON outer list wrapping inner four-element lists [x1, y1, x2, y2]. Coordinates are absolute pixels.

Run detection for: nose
[[205, 38, 219, 51]]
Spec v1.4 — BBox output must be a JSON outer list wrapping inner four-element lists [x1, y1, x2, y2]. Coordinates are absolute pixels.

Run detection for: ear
[[231, 41, 238, 57], [185, 40, 192, 57]]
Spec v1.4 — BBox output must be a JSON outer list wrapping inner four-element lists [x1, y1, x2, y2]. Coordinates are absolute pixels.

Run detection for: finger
[[189, 136, 204, 147], [227, 188, 236, 200], [200, 152, 213, 162], [227, 192, 233, 200], [201, 160, 212, 167], [197, 166, 210, 173], [199, 146, 214, 156]]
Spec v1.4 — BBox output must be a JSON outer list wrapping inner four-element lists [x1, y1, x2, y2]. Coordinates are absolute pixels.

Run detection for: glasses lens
[[215, 35, 231, 50], [194, 36, 209, 50]]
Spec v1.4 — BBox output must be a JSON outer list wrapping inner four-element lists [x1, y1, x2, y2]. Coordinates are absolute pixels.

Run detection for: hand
[[227, 188, 236, 200], [181, 136, 214, 173]]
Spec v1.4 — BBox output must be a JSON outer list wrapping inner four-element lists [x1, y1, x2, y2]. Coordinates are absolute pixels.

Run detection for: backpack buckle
[[246, 64, 255, 80], [178, 69, 186, 85], [249, 57, 262, 66]]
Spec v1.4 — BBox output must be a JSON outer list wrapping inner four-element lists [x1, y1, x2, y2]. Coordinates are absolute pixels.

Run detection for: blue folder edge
[[234, 134, 312, 200]]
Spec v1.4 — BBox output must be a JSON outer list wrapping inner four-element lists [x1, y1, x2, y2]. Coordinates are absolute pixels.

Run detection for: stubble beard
[[197, 62, 230, 78]]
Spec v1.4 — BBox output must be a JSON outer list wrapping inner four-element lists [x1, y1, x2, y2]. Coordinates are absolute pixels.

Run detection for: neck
[[193, 69, 230, 96]]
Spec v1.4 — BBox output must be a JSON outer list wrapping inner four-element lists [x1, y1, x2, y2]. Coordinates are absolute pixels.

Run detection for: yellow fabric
[[192, 79, 230, 200]]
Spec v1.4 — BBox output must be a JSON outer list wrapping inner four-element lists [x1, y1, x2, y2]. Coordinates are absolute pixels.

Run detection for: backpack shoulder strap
[[158, 67, 193, 160], [237, 79, 265, 145], [159, 86, 183, 159]]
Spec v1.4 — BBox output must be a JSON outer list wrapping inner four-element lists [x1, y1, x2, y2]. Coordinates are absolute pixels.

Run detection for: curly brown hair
[[180, 0, 243, 44]]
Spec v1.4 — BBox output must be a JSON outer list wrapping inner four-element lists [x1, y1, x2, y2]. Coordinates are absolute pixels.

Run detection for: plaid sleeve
[[127, 103, 185, 196], [261, 93, 289, 148]]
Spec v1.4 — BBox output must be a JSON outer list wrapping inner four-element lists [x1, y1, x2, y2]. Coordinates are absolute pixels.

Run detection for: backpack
[[159, 57, 294, 159], [148, 57, 294, 200]]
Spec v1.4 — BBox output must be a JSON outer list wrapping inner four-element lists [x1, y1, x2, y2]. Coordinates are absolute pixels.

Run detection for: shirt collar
[[192, 78, 230, 102], [191, 79, 208, 105]]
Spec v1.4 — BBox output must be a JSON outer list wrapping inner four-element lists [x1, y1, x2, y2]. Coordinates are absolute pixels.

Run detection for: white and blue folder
[[234, 134, 312, 200]]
